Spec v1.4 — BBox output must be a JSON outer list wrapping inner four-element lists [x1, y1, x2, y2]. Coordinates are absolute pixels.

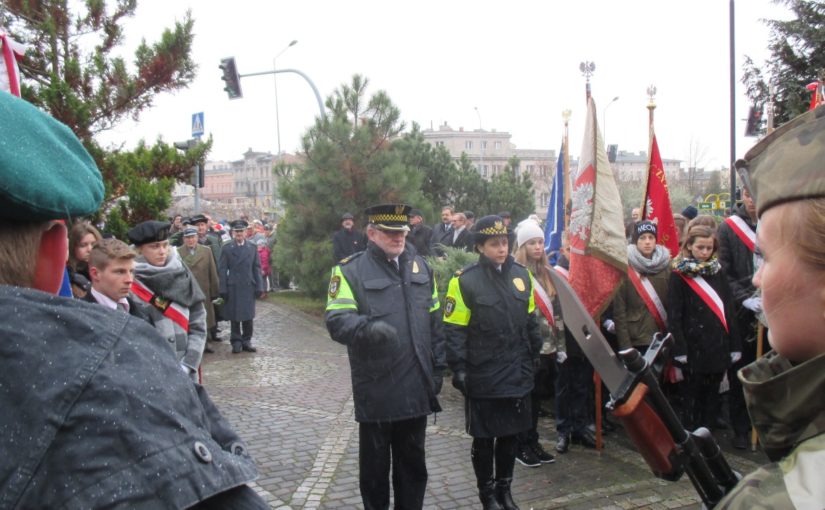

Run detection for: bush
[[426, 246, 479, 305]]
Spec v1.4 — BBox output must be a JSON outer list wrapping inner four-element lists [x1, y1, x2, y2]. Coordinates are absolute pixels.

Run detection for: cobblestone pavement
[[203, 298, 767, 510]]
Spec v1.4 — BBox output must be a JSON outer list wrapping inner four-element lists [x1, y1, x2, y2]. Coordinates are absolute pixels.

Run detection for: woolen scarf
[[627, 244, 671, 275], [134, 248, 204, 306], [672, 255, 721, 277]]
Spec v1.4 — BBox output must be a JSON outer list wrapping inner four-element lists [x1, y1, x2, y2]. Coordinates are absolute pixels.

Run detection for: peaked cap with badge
[[230, 219, 249, 231], [472, 215, 509, 245], [365, 203, 411, 231], [128, 220, 172, 246], [735, 105, 825, 217], [0, 91, 104, 220]]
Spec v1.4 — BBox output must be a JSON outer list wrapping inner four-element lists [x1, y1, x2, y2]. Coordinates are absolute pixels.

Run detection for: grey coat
[[219, 240, 264, 322], [133, 250, 207, 375], [0, 285, 258, 508]]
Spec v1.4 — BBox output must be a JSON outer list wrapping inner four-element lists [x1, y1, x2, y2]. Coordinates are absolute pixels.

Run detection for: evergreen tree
[[449, 152, 489, 214], [487, 155, 535, 220], [393, 123, 456, 217], [3, 1, 205, 238], [276, 75, 427, 298], [742, 0, 825, 128]]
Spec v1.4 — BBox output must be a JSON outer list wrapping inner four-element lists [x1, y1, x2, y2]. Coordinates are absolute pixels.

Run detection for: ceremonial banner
[[544, 140, 565, 264], [568, 97, 627, 318], [0, 31, 25, 97], [641, 133, 680, 257]]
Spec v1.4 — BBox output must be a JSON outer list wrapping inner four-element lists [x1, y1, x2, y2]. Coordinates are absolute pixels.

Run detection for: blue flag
[[544, 142, 565, 264]]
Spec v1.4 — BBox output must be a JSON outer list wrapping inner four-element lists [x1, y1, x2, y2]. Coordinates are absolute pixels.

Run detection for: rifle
[[548, 270, 740, 508]]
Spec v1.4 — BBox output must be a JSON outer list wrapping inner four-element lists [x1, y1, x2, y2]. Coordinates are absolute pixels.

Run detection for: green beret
[[736, 105, 825, 218], [0, 92, 103, 220]]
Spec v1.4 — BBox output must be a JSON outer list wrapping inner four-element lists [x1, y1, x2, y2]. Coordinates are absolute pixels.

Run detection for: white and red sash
[[131, 279, 191, 332], [678, 274, 728, 333], [531, 275, 555, 327], [724, 216, 756, 253], [552, 265, 569, 281], [627, 269, 667, 332]]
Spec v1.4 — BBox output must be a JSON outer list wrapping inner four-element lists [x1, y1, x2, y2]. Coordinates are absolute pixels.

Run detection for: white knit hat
[[515, 220, 544, 249]]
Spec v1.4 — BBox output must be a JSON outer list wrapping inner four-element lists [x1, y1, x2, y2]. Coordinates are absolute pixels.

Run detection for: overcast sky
[[99, 0, 790, 172]]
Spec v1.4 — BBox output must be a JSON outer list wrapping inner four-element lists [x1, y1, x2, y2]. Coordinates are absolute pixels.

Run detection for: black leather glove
[[433, 374, 443, 395], [363, 320, 397, 344], [451, 371, 467, 396]]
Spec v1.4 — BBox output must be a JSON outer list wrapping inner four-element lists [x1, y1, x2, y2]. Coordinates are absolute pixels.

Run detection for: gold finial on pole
[[647, 84, 657, 135]]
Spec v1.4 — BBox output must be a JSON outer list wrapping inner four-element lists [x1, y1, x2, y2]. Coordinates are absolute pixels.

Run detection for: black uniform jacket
[[0, 285, 258, 509], [325, 243, 446, 423], [717, 204, 758, 339], [444, 255, 542, 398]]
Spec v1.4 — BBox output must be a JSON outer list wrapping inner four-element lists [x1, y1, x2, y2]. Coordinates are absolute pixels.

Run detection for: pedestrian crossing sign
[[191, 112, 204, 138]]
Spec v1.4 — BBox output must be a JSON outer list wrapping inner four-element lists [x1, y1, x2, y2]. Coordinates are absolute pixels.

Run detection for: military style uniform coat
[[219, 240, 264, 322], [716, 351, 825, 509], [0, 286, 259, 508], [325, 243, 446, 423], [179, 243, 220, 329], [443, 255, 543, 399]]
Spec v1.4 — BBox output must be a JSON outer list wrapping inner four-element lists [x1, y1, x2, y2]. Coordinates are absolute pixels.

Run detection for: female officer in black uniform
[[444, 215, 542, 510]]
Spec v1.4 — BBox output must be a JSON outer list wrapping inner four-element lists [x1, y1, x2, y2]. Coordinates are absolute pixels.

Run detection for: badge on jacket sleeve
[[444, 296, 456, 317], [412, 260, 420, 274], [329, 275, 341, 298], [512, 277, 526, 292]]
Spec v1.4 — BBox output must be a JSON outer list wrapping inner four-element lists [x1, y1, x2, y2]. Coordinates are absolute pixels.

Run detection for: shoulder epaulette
[[455, 261, 479, 276], [339, 251, 364, 265]]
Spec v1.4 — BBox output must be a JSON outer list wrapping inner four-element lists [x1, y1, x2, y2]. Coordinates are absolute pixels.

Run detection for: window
[[480, 165, 488, 178], [480, 141, 487, 149], [465, 140, 473, 150], [494, 141, 502, 149]]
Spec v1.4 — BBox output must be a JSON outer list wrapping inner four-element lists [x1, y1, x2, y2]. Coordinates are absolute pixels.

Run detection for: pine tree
[[487, 155, 535, 220], [742, 0, 825, 127], [3, 1, 206, 238], [276, 75, 427, 298]]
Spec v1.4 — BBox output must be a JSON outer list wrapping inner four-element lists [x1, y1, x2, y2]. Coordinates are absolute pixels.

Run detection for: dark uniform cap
[[473, 215, 508, 245], [735, 105, 825, 218], [183, 226, 198, 237], [189, 213, 208, 225], [0, 92, 104, 220], [230, 219, 249, 231], [364, 204, 411, 231], [341, 212, 354, 221], [127, 220, 172, 246]]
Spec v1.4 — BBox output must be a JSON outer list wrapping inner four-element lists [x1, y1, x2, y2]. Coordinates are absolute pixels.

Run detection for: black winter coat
[[408, 223, 433, 257], [219, 241, 264, 322], [332, 228, 367, 262], [0, 286, 258, 508], [444, 255, 543, 398], [667, 269, 741, 374], [325, 243, 446, 423], [717, 205, 758, 340]]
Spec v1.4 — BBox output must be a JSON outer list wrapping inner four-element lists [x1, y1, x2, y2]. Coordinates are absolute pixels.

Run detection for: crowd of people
[[0, 85, 822, 509]]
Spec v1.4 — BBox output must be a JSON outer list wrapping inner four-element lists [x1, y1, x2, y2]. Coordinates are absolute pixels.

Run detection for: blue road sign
[[192, 112, 204, 138]]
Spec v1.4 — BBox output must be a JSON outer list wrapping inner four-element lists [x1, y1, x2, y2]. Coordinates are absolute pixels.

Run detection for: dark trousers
[[471, 435, 517, 485], [359, 416, 428, 510], [555, 356, 593, 437], [230, 320, 254, 347], [686, 371, 725, 430]]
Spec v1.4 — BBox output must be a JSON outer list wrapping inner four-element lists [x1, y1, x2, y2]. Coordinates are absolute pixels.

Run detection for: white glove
[[556, 351, 568, 364], [742, 296, 762, 313], [674, 355, 687, 364], [730, 351, 742, 364], [180, 364, 191, 374], [602, 319, 616, 333]]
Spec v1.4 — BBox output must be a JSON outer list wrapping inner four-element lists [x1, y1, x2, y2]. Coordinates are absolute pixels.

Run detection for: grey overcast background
[[99, 0, 789, 173]]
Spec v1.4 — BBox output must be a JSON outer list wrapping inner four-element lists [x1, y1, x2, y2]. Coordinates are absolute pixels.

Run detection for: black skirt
[[465, 395, 532, 438]]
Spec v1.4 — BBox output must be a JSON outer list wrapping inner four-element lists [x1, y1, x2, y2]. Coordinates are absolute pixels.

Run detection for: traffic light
[[219, 57, 242, 99], [174, 140, 204, 188], [607, 144, 618, 163], [745, 106, 762, 137]]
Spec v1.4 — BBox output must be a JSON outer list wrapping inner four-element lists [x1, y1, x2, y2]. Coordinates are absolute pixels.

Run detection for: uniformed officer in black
[[332, 211, 367, 262], [325, 204, 446, 510], [443, 215, 542, 510]]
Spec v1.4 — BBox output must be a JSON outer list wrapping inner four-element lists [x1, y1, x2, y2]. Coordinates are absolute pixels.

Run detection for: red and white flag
[[641, 133, 680, 257], [568, 96, 627, 318], [0, 31, 25, 97]]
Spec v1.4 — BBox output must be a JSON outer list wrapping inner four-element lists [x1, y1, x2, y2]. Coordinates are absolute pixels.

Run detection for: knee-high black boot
[[494, 435, 520, 510], [472, 438, 504, 510]]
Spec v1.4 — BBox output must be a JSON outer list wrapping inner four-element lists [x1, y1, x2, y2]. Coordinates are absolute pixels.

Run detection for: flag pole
[[562, 109, 571, 229], [641, 85, 657, 218]]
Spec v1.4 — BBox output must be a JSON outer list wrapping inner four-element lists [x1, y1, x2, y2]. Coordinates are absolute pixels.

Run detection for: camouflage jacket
[[716, 351, 825, 509]]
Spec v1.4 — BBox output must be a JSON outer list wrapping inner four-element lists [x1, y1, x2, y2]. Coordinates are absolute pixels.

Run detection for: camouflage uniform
[[716, 351, 825, 508]]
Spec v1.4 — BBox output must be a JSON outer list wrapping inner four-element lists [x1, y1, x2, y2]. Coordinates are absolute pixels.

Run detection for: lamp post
[[603, 95, 619, 145], [274, 40, 298, 155]]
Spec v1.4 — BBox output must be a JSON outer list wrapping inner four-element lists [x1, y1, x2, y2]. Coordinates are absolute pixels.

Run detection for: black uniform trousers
[[359, 416, 428, 510], [554, 356, 593, 438], [230, 320, 254, 347]]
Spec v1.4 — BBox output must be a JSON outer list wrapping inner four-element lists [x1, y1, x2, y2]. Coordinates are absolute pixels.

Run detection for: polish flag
[[568, 96, 627, 318]]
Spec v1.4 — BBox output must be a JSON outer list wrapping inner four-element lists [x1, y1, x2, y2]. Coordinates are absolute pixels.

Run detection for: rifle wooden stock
[[612, 383, 681, 480]]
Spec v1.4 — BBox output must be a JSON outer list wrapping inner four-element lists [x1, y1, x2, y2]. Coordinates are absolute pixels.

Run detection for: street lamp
[[603, 96, 619, 145], [274, 40, 298, 155]]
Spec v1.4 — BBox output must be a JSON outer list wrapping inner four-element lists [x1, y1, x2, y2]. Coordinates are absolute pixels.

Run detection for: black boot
[[479, 480, 504, 510], [495, 478, 520, 510]]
